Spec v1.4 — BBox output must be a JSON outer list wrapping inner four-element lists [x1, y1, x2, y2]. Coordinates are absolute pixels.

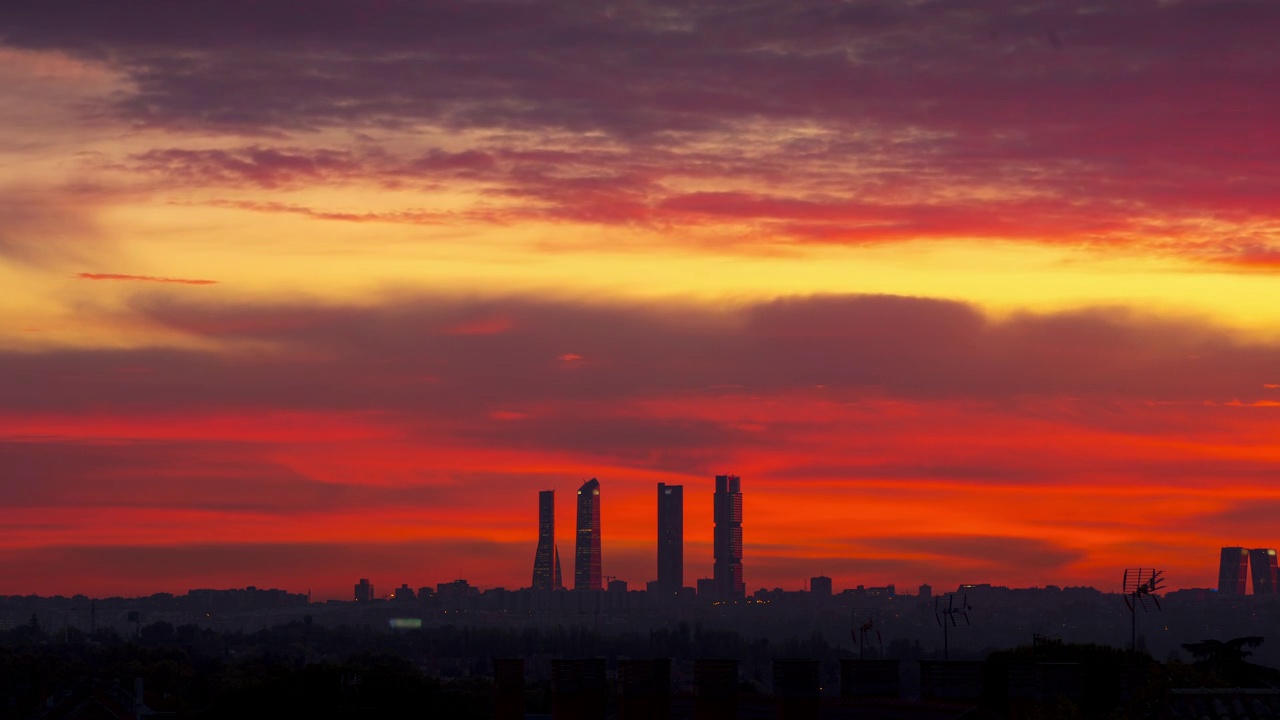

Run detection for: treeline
[[0, 618, 843, 718], [4, 618, 1272, 719], [3, 616, 845, 667], [2, 619, 492, 719]]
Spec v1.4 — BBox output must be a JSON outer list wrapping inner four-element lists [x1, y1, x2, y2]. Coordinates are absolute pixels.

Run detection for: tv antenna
[[851, 618, 883, 660], [1122, 568, 1164, 655], [934, 593, 972, 660]]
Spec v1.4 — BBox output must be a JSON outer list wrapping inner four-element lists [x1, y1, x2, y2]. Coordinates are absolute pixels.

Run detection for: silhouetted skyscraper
[[657, 483, 684, 594], [575, 478, 602, 591], [354, 578, 373, 603], [1218, 547, 1249, 595], [713, 474, 744, 599], [1250, 548, 1278, 596], [532, 490, 563, 591], [810, 575, 832, 596]]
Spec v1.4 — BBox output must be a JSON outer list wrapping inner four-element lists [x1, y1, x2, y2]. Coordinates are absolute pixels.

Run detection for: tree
[[1181, 637, 1265, 665]]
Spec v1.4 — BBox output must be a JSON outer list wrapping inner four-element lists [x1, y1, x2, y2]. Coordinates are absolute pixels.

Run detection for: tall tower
[[657, 483, 684, 594], [1218, 547, 1249, 595], [713, 474, 744, 599], [532, 490, 563, 591], [1250, 548, 1278, 595], [575, 478, 603, 591]]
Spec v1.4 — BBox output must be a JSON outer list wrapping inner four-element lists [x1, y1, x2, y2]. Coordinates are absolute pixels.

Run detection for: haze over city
[[3, 0, 1280, 602]]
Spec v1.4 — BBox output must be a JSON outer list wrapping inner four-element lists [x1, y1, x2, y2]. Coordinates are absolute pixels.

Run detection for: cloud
[[77, 272, 218, 285], [128, 146, 371, 189], [1, 293, 1276, 417], [0, 189, 110, 266], [199, 199, 465, 225], [858, 534, 1085, 574], [3, 0, 1279, 258], [2, 292, 1277, 594]]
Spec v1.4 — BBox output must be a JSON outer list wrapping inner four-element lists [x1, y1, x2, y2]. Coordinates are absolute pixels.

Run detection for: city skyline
[[3, 2, 1280, 600]]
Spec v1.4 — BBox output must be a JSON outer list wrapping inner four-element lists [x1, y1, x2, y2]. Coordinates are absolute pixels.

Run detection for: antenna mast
[[1122, 568, 1164, 656], [934, 593, 973, 660]]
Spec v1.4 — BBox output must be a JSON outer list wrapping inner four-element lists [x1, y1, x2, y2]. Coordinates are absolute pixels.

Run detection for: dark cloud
[[1, 293, 1275, 411], [1197, 500, 1280, 536], [128, 147, 373, 189], [4, 0, 1279, 250], [0, 441, 454, 514]]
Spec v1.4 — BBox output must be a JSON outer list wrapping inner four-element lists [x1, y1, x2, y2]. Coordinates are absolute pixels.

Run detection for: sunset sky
[[2, 0, 1279, 600]]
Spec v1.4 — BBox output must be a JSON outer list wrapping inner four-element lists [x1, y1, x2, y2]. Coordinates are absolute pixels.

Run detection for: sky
[[2, 0, 1279, 600]]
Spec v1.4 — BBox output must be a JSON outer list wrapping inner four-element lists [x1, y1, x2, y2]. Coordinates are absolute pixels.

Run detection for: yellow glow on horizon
[[7, 203, 1280, 351]]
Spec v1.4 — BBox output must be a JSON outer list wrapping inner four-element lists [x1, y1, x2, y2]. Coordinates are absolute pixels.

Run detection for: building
[[1251, 548, 1278, 596], [574, 478, 603, 591], [713, 474, 744, 599], [919, 583, 933, 599], [656, 483, 684, 594], [437, 578, 476, 597], [532, 490, 564, 591], [696, 578, 716, 598], [810, 575, 832, 596], [354, 578, 373, 603], [1218, 547, 1249, 595]]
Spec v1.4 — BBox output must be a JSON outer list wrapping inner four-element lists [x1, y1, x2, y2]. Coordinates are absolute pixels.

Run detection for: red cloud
[[77, 272, 218, 285]]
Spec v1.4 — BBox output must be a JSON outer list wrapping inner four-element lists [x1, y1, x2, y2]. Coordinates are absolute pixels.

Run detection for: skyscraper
[[713, 474, 744, 599], [575, 478, 603, 591], [657, 483, 684, 594], [1218, 546, 1249, 595], [354, 578, 373, 603], [532, 490, 563, 591], [1250, 548, 1278, 596]]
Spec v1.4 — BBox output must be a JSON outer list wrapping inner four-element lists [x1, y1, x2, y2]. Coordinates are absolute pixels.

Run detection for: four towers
[[536, 489, 1274, 598], [532, 475, 741, 595]]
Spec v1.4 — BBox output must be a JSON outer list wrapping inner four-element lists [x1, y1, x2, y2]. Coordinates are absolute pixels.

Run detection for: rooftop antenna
[[852, 618, 883, 660], [850, 606, 882, 659], [1122, 568, 1164, 656], [934, 593, 972, 660]]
